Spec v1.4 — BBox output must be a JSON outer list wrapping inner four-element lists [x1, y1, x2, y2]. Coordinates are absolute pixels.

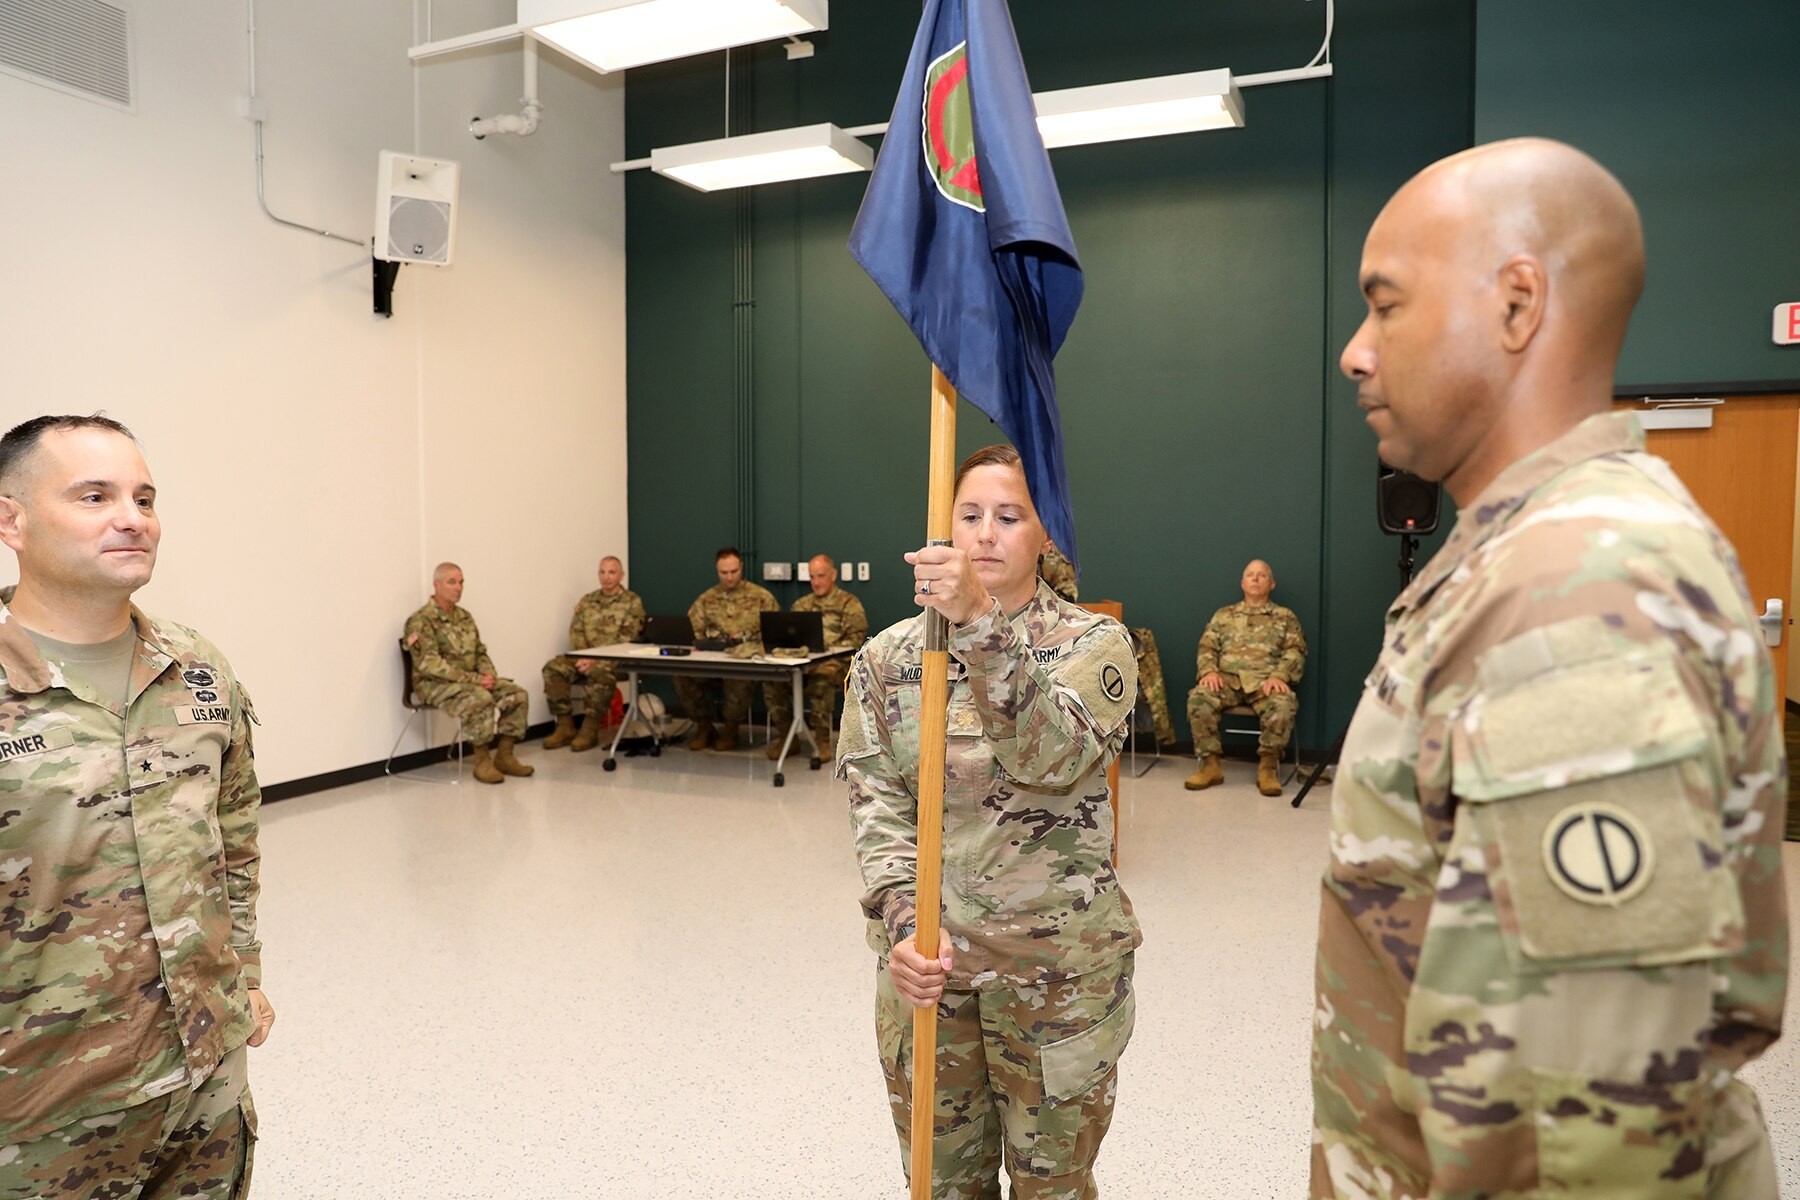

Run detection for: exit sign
[[1777, 302, 1800, 345]]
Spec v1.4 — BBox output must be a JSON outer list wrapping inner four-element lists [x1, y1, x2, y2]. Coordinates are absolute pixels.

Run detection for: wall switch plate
[[796, 561, 810, 582], [857, 561, 871, 582], [840, 562, 853, 581], [762, 561, 793, 582]]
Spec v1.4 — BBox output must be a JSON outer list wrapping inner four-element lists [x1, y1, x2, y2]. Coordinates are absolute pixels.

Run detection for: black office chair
[[385, 638, 463, 785]]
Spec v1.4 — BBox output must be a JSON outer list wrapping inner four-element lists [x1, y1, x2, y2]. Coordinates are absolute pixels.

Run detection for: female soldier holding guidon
[[839, 444, 1141, 1200]]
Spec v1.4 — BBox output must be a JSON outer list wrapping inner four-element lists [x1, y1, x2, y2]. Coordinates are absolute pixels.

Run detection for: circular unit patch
[[1541, 800, 1656, 906], [1100, 663, 1127, 703]]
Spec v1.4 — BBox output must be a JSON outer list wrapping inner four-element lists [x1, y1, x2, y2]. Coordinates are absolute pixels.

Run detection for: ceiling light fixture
[[519, 0, 828, 74], [1033, 68, 1242, 149], [651, 123, 874, 192]]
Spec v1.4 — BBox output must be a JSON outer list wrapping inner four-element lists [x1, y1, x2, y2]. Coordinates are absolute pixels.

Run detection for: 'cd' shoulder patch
[[1058, 627, 1137, 734]]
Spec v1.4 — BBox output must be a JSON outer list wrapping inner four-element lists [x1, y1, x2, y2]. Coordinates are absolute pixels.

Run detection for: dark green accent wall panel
[[1475, 0, 1800, 390]]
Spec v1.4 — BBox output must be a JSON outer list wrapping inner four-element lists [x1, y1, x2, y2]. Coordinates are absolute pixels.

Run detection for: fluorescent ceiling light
[[521, 0, 827, 73], [1034, 68, 1242, 149], [652, 123, 872, 191]]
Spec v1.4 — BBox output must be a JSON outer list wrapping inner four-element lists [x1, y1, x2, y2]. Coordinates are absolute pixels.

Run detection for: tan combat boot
[[715, 723, 741, 752], [766, 734, 784, 761], [494, 736, 535, 777], [1258, 753, 1283, 796], [543, 715, 577, 750], [688, 721, 714, 751], [812, 727, 832, 761], [472, 742, 504, 785], [1184, 754, 1223, 791], [570, 715, 601, 753]]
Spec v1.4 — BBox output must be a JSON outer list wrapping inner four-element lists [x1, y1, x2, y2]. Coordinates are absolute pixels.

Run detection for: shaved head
[[1343, 138, 1646, 504], [433, 562, 461, 583]]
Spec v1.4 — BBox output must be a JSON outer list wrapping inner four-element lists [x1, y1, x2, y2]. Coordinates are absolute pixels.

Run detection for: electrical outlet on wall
[[796, 561, 810, 582], [857, 561, 871, 582], [762, 562, 793, 582], [840, 562, 853, 582]]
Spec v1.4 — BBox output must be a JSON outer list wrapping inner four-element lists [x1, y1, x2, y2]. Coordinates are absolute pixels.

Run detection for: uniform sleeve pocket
[[1451, 626, 1740, 970], [1530, 1066, 1708, 1198], [1040, 986, 1136, 1105]]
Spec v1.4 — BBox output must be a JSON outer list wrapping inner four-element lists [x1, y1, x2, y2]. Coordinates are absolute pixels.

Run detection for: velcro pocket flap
[[1454, 621, 1708, 803], [1040, 987, 1136, 1105]]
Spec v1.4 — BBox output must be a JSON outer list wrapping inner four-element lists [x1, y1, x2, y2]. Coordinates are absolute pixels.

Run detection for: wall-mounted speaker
[[374, 150, 460, 267], [1377, 461, 1441, 535]]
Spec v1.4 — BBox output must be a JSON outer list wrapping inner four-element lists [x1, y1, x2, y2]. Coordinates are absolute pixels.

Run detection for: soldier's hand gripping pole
[[910, 364, 957, 1200]]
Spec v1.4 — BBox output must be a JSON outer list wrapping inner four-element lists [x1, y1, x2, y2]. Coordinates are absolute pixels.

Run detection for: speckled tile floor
[[249, 744, 1800, 1199]]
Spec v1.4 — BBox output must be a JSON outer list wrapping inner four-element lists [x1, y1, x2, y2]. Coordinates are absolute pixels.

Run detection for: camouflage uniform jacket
[[569, 587, 646, 649], [1038, 546, 1079, 603], [1195, 601, 1306, 691], [794, 587, 868, 650], [840, 582, 1141, 989], [0, 591, 261, 1144], [1312, 411, 1788, 1197], [688, 581, 778, 643], [404, 601, 496, 690]]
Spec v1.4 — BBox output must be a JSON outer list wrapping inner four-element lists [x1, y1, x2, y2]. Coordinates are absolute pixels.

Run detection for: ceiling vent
[[0, 0, 133, 112]]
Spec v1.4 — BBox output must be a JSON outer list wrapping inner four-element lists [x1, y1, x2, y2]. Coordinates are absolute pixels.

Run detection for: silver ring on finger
[[919, 580, 931, 594]]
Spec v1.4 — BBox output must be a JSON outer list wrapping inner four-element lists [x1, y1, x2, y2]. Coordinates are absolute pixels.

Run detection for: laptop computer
[[635, 615, 695, 647], [760, 610, 825, 653]]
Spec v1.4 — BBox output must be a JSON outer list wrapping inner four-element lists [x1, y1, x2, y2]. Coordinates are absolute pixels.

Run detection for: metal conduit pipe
[[470, 38, 542, 139]]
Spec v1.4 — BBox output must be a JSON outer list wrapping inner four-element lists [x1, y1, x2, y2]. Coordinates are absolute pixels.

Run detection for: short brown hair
[[715, 546, 743, 564], [953, 443, 1024, 496], [0, 414, 137, 493]]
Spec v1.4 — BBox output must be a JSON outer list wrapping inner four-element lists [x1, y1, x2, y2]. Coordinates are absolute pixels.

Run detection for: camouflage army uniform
[[675, 581, 778, 728], [841, 582, 1141, 1199], [1038, 546, 1079, 603], [1186, 601, 1306, 756], [764, 586, 868, 734], [0, 591, 262, 1196], [1129, 627, 1176, 747], [542, 587, 645, 719], [1312, 412, 1788, 1198], [404, 601, 528, 744]]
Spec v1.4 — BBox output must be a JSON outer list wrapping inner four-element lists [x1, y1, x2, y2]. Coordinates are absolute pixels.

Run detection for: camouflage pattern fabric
[[1038, 546, 1079, 603], [765, 587, 868, 730], [840, 580, 1141, 988], [543, 586, 644, 719], [875, 954, 1135, 1200], [679, 581, 778, 726], [1313, 412, 1789, 1197], [1193, 601, 1306, 694], [1187, 681, 1296, 757], [0, 1045, 254, 1200], [1128, 627, 1175, 746], [404, 601, 527, 743], [0, 591, 262, 1148]]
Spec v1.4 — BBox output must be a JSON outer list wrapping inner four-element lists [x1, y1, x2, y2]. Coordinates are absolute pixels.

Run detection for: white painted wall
[[0, 0, 627, 785]]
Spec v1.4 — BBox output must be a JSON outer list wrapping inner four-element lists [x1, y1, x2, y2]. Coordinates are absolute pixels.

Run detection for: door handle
[[1759, 598, 1783, 648]]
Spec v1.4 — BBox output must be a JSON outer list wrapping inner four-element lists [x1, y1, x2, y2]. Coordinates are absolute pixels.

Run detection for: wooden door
[[1615, 395, 1797, 702]]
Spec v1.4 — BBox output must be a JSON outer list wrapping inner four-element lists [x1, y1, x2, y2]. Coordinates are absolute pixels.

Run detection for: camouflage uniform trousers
[[1128, 628, 1175, 747], [421, 678, 528, 744], [673, 676, 753, 727], [763, 658, 850, 732], [0, 1045, 253, 1200], [542, 655, 620, 719], [1186, 680, 1295, 758], [875, 955, 1134, 1200]]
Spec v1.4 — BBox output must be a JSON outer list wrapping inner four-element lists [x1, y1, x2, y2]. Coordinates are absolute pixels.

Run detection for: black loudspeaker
[[1377, 462, 1441, 535]]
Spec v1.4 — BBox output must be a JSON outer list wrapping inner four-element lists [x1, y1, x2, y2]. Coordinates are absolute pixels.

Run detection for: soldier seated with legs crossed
[[404, 563, 533, 785]]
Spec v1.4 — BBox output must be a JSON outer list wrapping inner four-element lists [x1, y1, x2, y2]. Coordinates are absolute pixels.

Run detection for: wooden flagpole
[[910, 363, 958, 1199]]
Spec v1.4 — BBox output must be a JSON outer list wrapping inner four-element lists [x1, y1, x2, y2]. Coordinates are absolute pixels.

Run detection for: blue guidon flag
[[849, 0, 1086, 571]]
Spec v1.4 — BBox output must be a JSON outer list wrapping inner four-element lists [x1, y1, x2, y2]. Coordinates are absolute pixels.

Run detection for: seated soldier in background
[[677, 547, 778, 752], [542, 555, 645, 753], [405, 562, 534, 785], [1038, 541, 1078, 602], [1186, 559, 1306, 796], [765, 553, 868, 761]]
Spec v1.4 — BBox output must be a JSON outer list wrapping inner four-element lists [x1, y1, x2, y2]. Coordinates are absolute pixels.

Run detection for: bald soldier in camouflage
[[845, 444, 1140, 1200], [676, 546, 777, 752], [542, 555, 645, 753], [404, 563, 533, 785], [0, 415, 272, 1200], [1185, 559, 1306, 796], [1314, 139, 1788, 1197], [764, 554, 867, 761]]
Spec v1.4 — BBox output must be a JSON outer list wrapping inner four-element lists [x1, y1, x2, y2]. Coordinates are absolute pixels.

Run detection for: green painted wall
[[1475, 0, 1800, 391], [626, 0, 1476, 748]]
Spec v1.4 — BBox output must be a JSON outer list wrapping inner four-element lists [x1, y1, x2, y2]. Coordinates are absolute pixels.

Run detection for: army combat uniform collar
[[0, 588, 176, 704]]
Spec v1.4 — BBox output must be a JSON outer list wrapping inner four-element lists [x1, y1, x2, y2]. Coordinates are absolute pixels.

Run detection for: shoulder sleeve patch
[[1057, 625, 1137, 735]]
